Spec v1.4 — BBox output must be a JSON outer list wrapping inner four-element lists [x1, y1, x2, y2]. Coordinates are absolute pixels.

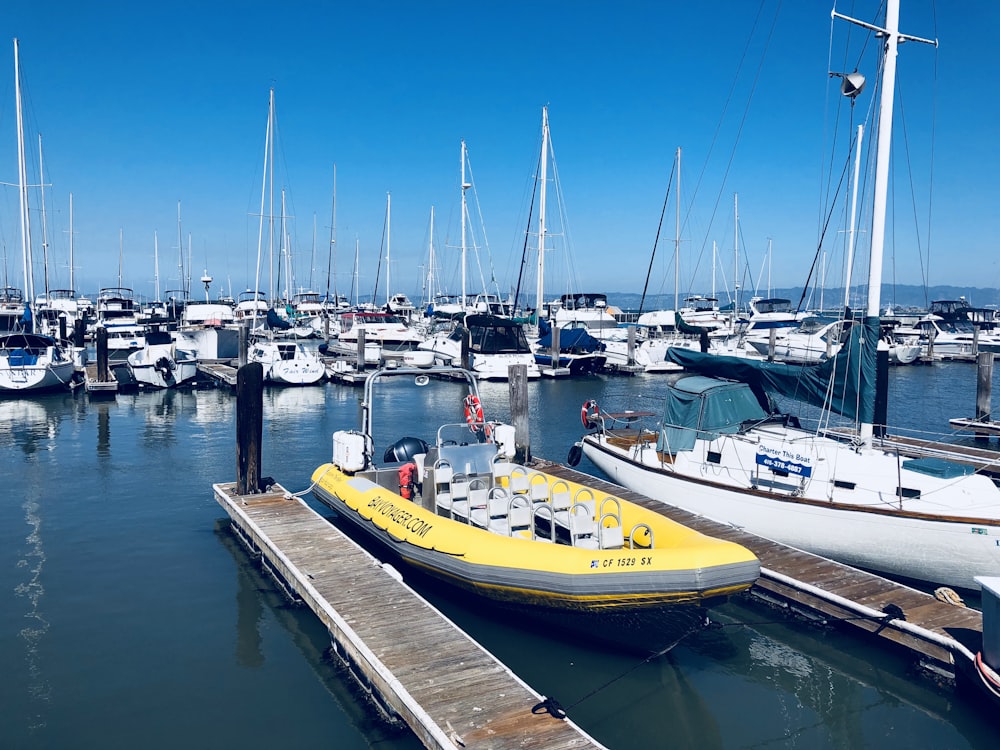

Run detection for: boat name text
[[367, 495, 433, 538]]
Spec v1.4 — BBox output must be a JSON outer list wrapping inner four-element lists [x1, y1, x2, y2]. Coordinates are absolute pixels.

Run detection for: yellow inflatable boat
[[310, 366, 759, 652]]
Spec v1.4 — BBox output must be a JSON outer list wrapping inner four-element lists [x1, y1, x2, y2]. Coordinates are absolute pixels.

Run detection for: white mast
[[733, 193, 740, 318], [535, 106, 549, 316], [834, 0, 936, 443], [14, 39, 34, 306], [844, 124, 864, 311], [460, 140, 469, 309], [38, 134, 50, 298], [68, 193, 74, 292], [674, 147, 681, 312], [385, 192, 391, 306], [425, 205, 436, 308], [154, 231, 161, 302]]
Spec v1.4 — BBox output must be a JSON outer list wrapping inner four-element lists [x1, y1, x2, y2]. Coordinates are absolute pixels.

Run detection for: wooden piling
[[976, 351, 993, 440], [96, 327, 109, 382], [356, 327, 366, 370], [238, 324, 249, 367], [627, 325, 636, 366], [508, 363, 530, 463], [236, 362, 264, 495], [73, 318, 85, 347], [550, 325, 561, 368], [460, 325, 472, 370]]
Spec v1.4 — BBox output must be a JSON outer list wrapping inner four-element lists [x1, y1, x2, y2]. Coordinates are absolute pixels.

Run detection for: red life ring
[[464, 394, 485, 432], [581, 399, 600, 430]]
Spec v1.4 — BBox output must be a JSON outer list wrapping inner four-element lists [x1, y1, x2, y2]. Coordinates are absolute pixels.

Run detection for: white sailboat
[[574, 3, 1000, 592], [0, 40, 76, 393]]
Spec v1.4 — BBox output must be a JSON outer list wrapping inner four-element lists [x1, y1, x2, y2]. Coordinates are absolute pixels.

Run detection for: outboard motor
[[383, 436, 429, 464]]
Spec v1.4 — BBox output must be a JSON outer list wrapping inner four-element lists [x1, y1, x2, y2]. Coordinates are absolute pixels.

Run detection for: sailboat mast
[[535, 107, 549, 316], [68, 193, 74, 292], [733, 194, 739, 319], [39, 134, 50, 297], [674, 147, 681, 312], [844, 124, 864, 311], [460, 140, 469, 308], [14, 39, 34, 305], [154, 231, 160, 301], [834, 0, 936, 443], [386, 192, 391, 306]]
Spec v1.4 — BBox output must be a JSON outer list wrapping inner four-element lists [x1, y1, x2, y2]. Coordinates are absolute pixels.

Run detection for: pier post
[[238, 324, 249, 367], [96, 327, 109, 382], [461, 326, 472, 370], [59, 316, 67, 343], [236, 362, 264, 495], [976, 351, 993, 440], [550, 325, 560, 368], [627, 325, 636, 366], [73, 318, 86, 347], [508, 363, 531, 463], [356, 327, 366, 370], [767, 328, 776, 362], [973, 325, 981, 357]]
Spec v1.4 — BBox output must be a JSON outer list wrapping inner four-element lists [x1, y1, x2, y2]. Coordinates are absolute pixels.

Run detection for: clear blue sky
[[1, 1, 997, 307]]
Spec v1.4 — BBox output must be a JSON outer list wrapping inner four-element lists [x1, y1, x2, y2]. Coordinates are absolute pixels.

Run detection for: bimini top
[[661, 376, 768, 452]]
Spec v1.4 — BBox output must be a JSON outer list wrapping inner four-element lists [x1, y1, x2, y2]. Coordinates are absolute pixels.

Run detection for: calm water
[[2, 360, 998, 749]]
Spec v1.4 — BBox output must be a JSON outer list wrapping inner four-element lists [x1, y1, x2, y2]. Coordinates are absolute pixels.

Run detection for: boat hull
[[583, 434, 1000, 590]]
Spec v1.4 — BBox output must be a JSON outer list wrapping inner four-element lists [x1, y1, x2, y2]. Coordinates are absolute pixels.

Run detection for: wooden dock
[[540, 462, 985, 684], [213, 481, 605, 750], [197, 361, 239, 388]]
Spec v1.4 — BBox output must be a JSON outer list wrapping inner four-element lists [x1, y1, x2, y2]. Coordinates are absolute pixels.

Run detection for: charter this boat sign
[[755, 443, 813, 478]]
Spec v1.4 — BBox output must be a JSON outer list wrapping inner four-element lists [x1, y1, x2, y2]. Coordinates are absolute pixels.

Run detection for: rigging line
[[639, 158, 676, 315], [690, 0, 781, 278], [795, 139, 854, 313]]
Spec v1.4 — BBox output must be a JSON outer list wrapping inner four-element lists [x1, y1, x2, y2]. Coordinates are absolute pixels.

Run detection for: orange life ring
[[464, 394, 485, 432], [581, 399, 600, 430]]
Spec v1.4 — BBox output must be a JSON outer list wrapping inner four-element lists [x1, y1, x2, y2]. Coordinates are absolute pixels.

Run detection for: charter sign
[[755, 443, 813, 477]]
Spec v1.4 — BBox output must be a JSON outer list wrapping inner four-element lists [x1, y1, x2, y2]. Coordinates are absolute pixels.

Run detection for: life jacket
[[398, 462, 417, 500]]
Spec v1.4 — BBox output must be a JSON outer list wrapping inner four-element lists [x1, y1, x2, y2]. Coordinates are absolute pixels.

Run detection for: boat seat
[[567, 502, 599, 547], [549, 480, 572, 511], [531, 503, 558, 543], [491, 455, 514, 488], [470, 488, 532, 535], [555, 488, 595, 531], [528, 472, 551, 504], [508, 465, 531, 495]]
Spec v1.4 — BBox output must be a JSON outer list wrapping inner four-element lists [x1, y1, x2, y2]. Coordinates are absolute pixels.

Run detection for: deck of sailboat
[[539, 460, 984, 680]]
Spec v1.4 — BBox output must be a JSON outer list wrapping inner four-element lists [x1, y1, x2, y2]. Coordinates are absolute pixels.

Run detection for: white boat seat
[[528, 472, 551, 503], [549, 480, 571, 511], [508, 465, 531, 495], [492, 456, 514, 487], [597, 513, 625, 549], [567, 502, 598, 547]]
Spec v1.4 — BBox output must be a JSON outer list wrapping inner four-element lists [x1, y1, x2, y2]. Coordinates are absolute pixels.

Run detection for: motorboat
[[126, 329, 198, 389], [418, 313, 540, 380], [309, 365, 760, 653]]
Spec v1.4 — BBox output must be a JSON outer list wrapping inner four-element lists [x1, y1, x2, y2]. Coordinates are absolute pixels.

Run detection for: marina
[[5, 2, 1000, 747]]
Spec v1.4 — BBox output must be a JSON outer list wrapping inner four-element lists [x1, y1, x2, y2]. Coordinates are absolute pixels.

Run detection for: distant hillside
[[606, 284, 1000, 313]]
